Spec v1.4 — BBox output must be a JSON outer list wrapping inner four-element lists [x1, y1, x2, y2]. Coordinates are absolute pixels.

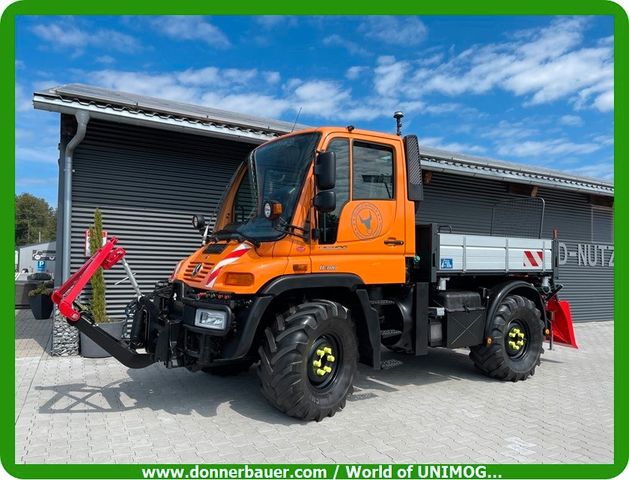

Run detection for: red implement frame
[[52, 237, 126, 322], [546, 297, 578, 348]]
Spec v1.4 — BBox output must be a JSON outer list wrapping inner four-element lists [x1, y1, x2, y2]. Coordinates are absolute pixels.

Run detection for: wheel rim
[[505, 320, 529, 359], [307, 335, 341, 389]]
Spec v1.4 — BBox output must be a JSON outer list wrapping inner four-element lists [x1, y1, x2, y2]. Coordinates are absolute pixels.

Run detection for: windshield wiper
[[274, 218, 308, 241], [211, 229, 261, 248]]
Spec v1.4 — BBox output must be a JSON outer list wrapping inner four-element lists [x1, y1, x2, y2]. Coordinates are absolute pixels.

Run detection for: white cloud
[[569, 161, 614, 180], [31, 20, 141, 56], [15, 145, 58, 164], [255, 16, 298, 29], [201, 92, 290, 119], [323, 34, 370, 56], [410, 17, 613, 112], [358, 16, 428, 46], [559, 114, 583, 126], [345, 66, 368, 80], [495, 138, 602, 158], [150, 16, 230, 48], [293, 80, 350, 116], [16, 177, 58, 187], [15, 128, 32, 141], [95, 55, 116, 65], [374, 56, 409, 97], [421, 136, 487, 154], [15, 84, 32, 112]]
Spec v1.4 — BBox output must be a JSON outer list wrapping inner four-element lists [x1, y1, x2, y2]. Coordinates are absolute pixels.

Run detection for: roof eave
[[33, 94, 277, 145]]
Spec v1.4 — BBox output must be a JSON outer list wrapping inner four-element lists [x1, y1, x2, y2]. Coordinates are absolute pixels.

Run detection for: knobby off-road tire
[[470, 294, 544, 382], [257, 300, 358, 421]]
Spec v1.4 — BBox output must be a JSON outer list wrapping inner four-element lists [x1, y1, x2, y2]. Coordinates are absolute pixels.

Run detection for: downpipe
[[61, 110, 90, 281]]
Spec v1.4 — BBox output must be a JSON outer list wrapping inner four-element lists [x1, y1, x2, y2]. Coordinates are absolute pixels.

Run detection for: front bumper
[[138, 283, 273, 369]]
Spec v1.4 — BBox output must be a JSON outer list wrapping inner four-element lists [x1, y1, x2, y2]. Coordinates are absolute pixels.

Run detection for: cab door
[[311, 134, 407, 284]]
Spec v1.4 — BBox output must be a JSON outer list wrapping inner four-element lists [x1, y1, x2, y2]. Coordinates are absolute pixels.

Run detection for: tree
[[15, 193, 57, 246], [89, 208, 109, 323]]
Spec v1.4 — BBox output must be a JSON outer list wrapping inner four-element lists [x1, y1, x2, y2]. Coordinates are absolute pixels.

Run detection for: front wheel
[[257, 300, 358, 421], [470, 294, 544, 381]]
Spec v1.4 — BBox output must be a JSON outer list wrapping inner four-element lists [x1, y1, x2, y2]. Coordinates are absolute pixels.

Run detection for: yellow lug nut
[[327, 355, 335, 363], [518, 332, 525, 339], [509, 332, 517, 338], [313, 360, 321, 368], [509, 341, 517, 349], [517, 340, 525, 346], [316, 349, 325, 357], [323, 347, 332, 355], [316, 369, 326, 376], [323, 366, 332, 373]]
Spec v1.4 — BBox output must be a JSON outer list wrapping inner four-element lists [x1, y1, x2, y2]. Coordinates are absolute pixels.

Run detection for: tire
[[257, 299, 358, 421], [470, 294, 544, 382], [203, 360, 254, 376]]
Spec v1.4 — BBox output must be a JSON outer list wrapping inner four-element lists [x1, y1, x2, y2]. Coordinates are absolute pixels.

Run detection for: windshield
[[222, 132, 320, 242]]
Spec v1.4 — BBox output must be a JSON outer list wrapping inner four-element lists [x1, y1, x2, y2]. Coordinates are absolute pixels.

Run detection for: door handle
[[384, 238, 404, 246]]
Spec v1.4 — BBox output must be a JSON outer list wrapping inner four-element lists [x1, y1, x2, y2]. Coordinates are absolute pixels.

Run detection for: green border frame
[[2, 1, 626, 478]]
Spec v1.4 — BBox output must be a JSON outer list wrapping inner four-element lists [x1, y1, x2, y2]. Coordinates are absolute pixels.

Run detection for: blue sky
[[15, 15, 614, 207]]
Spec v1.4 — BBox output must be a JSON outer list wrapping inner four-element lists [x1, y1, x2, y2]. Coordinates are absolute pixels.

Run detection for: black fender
[[261, 273, 364, 295], [485, 280, 547, 337], [228, 274, 381, 368]]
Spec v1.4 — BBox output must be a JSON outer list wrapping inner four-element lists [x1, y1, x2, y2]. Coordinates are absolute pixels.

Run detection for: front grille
[[183, 262, 215, 283]]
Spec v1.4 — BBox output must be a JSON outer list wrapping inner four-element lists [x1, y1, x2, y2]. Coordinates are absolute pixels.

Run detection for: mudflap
[[546, 297, 578, 348]]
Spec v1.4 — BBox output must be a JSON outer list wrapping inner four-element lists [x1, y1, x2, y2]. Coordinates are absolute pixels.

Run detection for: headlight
[[194, 308, 228, 330]]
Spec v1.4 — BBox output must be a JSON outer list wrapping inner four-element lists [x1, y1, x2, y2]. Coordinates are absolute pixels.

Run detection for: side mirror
[[192, 214, 207, 231], [314, 190, 336, 213], [315, 151, 336, 190]]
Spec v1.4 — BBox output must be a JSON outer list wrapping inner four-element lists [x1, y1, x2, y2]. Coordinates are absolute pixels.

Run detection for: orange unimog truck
[[54, 114, 577, 421]]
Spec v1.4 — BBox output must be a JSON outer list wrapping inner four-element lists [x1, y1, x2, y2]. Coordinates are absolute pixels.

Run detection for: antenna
[[291, 107, 303, 132], [393, 111, 404, 136]]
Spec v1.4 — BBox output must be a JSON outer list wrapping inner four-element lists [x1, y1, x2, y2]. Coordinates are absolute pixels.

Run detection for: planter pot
[[28, 294, 54, 319], [80, 321, 125, 358]]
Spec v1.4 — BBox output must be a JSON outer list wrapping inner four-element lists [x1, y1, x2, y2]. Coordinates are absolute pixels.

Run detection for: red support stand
[[52, 237, 126, 323]]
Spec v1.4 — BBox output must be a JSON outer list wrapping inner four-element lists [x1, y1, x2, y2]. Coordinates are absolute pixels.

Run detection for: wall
[[17, 240, 56, 276], [420, 172, 614, 321], [70, 119, 251, 320]]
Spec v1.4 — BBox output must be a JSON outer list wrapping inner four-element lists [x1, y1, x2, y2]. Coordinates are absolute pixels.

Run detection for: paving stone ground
[[14, 310, 613, 464]]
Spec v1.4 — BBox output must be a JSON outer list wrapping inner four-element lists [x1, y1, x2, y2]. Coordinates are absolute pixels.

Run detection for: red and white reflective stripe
[[205, 243, 251, 288], [523, 250, 544, 267]]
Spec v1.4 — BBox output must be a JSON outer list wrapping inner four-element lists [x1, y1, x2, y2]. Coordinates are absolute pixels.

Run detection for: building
[[34, 84, 614, 332], [17, 240, 56, 276]]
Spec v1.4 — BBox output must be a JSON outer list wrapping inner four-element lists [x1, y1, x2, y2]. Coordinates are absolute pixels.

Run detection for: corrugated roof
[[33, 83, 613, 197]]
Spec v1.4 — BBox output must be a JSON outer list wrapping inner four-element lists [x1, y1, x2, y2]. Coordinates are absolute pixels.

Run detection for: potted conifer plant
[[80, 209, 125, 358], [28, 280, 54, 319]]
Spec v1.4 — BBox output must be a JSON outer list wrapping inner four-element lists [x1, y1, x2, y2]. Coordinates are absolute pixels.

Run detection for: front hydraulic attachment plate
[[52, 237, 155, 369]]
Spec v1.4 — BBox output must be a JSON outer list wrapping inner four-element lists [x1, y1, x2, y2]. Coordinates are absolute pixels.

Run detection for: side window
[[352, 141, 394, 200], [319, 138, 349, 244]]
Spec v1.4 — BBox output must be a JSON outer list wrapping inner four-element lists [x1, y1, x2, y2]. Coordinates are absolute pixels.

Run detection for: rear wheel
[[257, 300, 358, 421], [470, 294, 544, 381]]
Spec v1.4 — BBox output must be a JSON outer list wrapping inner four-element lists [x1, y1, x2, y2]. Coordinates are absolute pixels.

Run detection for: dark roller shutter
[[555, 241, 614, 322], [418, 171, 614, 322], [71, 119, 254, 320]]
